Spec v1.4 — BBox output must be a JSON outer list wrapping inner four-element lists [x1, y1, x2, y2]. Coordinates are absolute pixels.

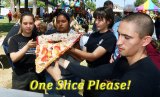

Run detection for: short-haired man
[[47, 13, 160, 97], [112, 4, 135, 60], [103, 0, 113, 9]]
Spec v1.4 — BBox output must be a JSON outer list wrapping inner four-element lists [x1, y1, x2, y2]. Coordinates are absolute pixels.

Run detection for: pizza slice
[[35, 33, 81, 73]]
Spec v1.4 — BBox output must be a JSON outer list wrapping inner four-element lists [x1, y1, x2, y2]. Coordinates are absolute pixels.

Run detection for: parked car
[[0, 15, 4, 19]]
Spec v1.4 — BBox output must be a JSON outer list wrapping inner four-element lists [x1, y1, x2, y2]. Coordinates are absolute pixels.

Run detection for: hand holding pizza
[[46, 61, 62, 81], [27, 39, 36, 48], [35, 33, 81, 73]]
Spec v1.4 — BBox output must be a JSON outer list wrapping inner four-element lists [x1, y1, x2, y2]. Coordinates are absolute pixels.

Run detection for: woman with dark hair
[[68, 7, 116, 97], [8, 13, 39, 91], [47, 7, 116, 97], [70, 7, 116, 70], [45, 11, 80, 95]]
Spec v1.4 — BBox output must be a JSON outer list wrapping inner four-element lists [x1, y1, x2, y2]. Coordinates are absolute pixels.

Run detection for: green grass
[[89, 25, 93, 30], [0, 16, 9, 23], [0, 17, 15, 36], [0, 17, 15, 54]]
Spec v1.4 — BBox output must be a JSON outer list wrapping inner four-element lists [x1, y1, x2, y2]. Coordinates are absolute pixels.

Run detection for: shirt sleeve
[[66, 61, 115, 80], [8, 36, 18, 53]]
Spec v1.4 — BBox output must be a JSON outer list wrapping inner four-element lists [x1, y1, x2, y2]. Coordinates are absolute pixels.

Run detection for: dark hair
[[35, 15, 40, 21], [56, 12, 70, 22], [104, 0, 113, 8], [122, 13, 154, 38], [20, 12, 35, 24], [82, 24, 89, 32], [93, 7, 114, 28]]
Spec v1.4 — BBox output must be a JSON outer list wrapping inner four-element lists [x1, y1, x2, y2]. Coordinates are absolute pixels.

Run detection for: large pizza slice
[[35, 33, 81, 73]]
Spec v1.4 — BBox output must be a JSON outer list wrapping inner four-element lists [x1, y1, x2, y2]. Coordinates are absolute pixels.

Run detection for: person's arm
[[46, 62, 83, 97], [58, 58, 114, 80], [10, 39, 36, 63], [70, 33, 117, 62], [70, 46, 107, 62], [46, 61, 62, 81]]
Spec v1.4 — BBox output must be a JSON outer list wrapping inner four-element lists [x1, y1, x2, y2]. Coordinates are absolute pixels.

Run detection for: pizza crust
[[35, 33, 81, 73]]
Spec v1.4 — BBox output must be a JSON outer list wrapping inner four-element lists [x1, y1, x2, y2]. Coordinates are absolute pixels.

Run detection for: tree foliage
[[85, 0, 96, 11], [2, 0, 10, 7], [37, 0, 45, 7], [2, 0, 45, 7], [152, 0, 160, 7], [134, 0, 147, 7]]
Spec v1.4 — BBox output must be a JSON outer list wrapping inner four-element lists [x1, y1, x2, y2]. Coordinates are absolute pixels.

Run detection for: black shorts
[[12, 71, 38, 91]]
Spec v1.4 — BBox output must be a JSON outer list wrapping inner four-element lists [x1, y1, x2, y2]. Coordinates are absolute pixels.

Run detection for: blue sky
[[96, 0, 136, 8]]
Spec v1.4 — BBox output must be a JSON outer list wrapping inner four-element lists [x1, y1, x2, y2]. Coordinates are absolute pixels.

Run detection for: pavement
[[0, 36, 12, 89], [0, 68, 12, 88]]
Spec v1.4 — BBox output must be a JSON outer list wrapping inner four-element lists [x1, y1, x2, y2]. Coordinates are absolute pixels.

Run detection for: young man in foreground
[[47, 13, 160, 97]]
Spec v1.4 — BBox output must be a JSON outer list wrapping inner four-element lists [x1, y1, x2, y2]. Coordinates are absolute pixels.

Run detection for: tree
[[152, 0, 160, 7], [85, 1, 96, 11], [10, 0, 15, 14], [0, 0, 1, 14], [15, 0, 20, 13], [51, 0, 57, 6], [25, 0, 28, 11], [32, 0, 37, 16], [37, 0, 48, 12], [45, 0, 48, 12], [37, 0, 45, 7], [2, 0, 10, 7], [134, 0, 146, 7]]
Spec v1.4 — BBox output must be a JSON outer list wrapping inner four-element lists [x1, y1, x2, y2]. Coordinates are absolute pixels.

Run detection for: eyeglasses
[[124, 11, 133, 15]]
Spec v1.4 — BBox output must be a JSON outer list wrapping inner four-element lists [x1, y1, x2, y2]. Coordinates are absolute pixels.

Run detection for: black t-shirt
[[85, 30, 116, 67], [2, 24, 38, 46], [65, 57, 160, 97], [100, 57, 160, 97], [8, 34, 36, 75]]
